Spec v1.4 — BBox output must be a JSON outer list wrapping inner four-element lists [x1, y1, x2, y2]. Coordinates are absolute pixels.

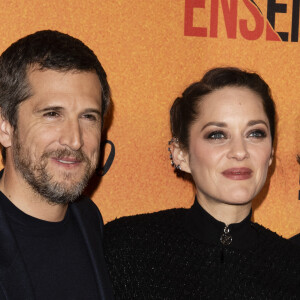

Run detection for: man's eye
[[248, 130, 267, 138], [83, 114, 98, 121], [43, 111, 59, 118], [207, 131, 226, 140]]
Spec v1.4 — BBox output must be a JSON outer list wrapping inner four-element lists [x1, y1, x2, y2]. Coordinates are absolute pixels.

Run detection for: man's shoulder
[[70, 195, 104, 229], [71, 195, 102, 216], [72, 195, 99, 212]]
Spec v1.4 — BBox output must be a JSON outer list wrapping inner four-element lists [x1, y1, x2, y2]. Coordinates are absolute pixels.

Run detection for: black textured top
[[290, 233, 300, 246], [104, 200, 300, 299]]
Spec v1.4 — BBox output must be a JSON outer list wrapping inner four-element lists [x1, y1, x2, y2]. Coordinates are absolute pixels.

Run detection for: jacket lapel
[[71, 198, 114, 300]]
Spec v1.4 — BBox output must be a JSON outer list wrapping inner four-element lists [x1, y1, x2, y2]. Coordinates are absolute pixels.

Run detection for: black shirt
[[0, 191, 99, 300]]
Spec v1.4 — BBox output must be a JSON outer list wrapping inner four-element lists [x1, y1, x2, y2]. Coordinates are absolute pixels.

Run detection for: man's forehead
[[23, 68, 102, 109], [27, 68, 101, 92], [27, 66, 100, 83]]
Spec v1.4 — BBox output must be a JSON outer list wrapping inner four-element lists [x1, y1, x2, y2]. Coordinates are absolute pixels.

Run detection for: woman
[[104, 68, 300, 299]]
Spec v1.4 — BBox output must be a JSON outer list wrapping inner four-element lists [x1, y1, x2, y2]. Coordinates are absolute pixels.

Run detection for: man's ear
[[169, 140, 191, 173], [0, 110, 13, 148]]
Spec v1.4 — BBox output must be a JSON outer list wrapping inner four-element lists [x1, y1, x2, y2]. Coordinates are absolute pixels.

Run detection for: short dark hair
[[170, 67, 276, 150], [0, 30, 111, 161]]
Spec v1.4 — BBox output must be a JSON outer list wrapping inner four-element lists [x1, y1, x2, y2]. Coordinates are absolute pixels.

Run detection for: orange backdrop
[[0, 0, 299, 238]]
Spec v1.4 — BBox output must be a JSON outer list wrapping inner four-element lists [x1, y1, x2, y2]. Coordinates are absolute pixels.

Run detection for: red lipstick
[[222, 168, 253, 180]]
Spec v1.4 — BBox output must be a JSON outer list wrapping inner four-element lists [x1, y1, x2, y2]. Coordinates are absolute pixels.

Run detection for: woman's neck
[[196, 193, 252, 225]]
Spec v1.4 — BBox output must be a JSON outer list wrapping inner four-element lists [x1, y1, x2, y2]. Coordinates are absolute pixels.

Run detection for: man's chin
[[46, 194, 80, 206], [52, 168, 85, 180], [29, 177, 89, 205], [44, 185, 83, 205]]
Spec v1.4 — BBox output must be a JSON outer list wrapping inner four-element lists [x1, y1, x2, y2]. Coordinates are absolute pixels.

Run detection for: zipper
[[220, 225, 232, 246], [220, 225, 232, 263]]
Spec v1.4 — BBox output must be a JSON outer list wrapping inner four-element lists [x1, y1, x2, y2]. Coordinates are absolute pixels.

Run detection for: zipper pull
[[220, 225, 232, 246]]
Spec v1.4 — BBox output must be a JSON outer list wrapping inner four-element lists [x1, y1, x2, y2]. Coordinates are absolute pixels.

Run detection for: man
[[0, 30, 114, 299]]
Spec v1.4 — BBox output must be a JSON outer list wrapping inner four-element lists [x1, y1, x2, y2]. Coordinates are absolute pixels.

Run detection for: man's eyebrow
[[201, 122, 227, 132], [247, 120, 269, 128], [83, 108, 101, 116], [34, 107, 101, 115], [35, 106, 63, 113]]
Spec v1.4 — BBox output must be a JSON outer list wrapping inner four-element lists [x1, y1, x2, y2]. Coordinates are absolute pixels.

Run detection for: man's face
[[11, 69, 102, 204]]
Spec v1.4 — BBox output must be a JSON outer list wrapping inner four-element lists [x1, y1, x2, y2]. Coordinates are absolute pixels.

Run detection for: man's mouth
[[57, 159, 79, 164], [45, 149, 86, 168], [53, 157, 82, 166]]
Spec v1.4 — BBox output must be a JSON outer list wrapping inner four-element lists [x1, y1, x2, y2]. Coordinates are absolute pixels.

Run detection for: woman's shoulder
[[290, 233, 300, 246], [252, 222, 300, 257], [103, 207, 193, 259], [105, 207, 187, 236]]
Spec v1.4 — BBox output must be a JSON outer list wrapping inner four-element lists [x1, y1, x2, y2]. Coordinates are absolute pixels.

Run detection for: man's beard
[[12, 132, 97, 205]]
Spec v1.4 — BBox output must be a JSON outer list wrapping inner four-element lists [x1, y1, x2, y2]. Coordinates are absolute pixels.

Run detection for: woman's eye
[[248, 130, 266, 138], [207, 131, 226, 140]]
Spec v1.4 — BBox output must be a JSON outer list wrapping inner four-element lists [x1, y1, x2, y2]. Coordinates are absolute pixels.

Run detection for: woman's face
[[182, 86, 273, 206]]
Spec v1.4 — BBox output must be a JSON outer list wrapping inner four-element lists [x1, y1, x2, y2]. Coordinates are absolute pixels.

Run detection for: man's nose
[[58, 119, 83, 151]]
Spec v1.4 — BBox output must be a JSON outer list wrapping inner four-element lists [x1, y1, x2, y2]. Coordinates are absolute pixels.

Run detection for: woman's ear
[[169, 139, 191, 173], [0, 110, 13, 148], [269, 148, 274, 166]]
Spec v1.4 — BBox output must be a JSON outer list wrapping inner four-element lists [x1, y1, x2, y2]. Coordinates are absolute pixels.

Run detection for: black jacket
[[0, 196, 114, 300]]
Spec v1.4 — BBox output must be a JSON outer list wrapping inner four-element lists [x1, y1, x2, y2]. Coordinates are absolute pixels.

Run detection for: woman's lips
[[222, 168, 253, 180]]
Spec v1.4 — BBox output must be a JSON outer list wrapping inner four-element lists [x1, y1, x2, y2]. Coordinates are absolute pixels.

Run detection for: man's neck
[[0, 168, 68, 222]]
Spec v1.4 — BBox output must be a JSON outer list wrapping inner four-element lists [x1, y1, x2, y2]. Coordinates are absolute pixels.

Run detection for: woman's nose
[[226, 138, 249, 161]]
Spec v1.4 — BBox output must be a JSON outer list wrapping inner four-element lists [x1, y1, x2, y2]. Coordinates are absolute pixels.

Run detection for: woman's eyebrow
[[247, 120, 269, 128], [201, 122, 227, 132]]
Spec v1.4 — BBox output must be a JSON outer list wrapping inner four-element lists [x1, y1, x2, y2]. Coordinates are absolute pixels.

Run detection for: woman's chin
[[222, 188, 254, 205]]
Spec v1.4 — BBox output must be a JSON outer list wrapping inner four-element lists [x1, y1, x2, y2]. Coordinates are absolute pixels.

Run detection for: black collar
[[184, 198, 258, 250]]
